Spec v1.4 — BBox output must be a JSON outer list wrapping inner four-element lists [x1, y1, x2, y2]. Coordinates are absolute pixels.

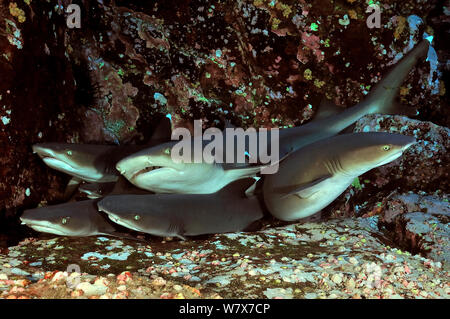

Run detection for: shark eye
[[66, 150, 73, 156], [61, 217, 69, 225], [382, 145, 391, 151], [134, 215, 141, 221], [164, 148, 171, 155]]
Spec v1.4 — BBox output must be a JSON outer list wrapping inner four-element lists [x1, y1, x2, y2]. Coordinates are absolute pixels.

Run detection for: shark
[[20, 199, 139, 239], [78, 182, 117, 199], [32, 117, 172, 197], [97, 178, 264, 240], [263, 132, 416, 221], [116, 39, 430, 194]]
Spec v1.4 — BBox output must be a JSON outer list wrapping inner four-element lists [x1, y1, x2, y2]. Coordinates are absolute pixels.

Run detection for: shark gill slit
[[334, 157, 347, 176]]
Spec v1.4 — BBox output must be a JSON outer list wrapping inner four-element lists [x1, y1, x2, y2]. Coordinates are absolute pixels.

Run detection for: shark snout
[[32, 144, 53, 157], [20, 213, 47, 228]]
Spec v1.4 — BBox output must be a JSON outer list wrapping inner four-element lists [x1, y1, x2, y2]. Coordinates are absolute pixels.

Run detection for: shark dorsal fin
[[275, 174, 332, 198], [312, 99, 343, 121], [218, 178, 257, 197], [224, 119, 235, 129], [150, 116, 172, 143]]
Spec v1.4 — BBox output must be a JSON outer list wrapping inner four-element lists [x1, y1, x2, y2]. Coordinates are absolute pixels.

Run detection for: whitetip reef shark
[[263, 132, 416, 221], [78, 176, 152, 199], [97, 178, 264, 240], [20, 199, 140, 239], [116, 39, 430, 194], [116, 140, 272, 194], [32, 117, 172, 197]]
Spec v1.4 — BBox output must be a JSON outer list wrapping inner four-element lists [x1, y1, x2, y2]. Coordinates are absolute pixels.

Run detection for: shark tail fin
[[366, 39, 430, 117]]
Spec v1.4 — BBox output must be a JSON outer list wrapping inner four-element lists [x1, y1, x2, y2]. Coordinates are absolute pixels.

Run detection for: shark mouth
[[375, 151, 403, 167], [21, 221, 69, 236], [42, 157, 79, 173], [106, 213, 142, 232], [131, 166, 166, 179]]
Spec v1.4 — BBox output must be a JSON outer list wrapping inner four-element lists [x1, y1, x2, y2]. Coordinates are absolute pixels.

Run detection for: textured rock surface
[[0, 217, 448, 299], [378, 193, 449, 266], [0, 0, 448, 299], [327, 114, 449, 219]]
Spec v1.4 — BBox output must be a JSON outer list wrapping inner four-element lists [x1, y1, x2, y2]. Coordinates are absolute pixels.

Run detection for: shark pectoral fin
[[276, 175, 332, 199], [79, 182, 116, 199], [313, 98, 343, 121], [225, 164, 263, 177], [225, 151, 293, 179], [100, 231, 147, 242], [219, 178, 258, 196], [390, 99, 417, 117], [64, 177, 81, 201], [176, 234, 187, 241]]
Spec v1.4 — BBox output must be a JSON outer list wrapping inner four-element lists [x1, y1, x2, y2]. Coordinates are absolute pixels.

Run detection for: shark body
[[20, 199, 126, 238], [97, 179, 263, 239], [263, 132, 416, 221]]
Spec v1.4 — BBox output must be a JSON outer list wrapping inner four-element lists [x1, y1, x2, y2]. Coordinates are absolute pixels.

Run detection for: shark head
[[20, 200, 108, 236], [97, 195, 169, 235], [116, 141, 224, 194], [337, 132, 416, 175], [32, 143, 118, 182]]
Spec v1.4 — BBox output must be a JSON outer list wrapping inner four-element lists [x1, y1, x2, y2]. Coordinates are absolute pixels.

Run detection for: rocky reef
[[0, 0, 448, 298], [0, 212, 448, 299]]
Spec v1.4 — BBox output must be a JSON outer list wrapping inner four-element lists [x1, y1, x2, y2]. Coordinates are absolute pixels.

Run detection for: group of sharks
[[20, 39, 431, 241]]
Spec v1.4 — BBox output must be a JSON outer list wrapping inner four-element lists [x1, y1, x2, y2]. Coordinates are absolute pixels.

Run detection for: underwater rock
[[327, 114, 448, 219], [0, 217, 448, 299], [378, 193, 449, 267]]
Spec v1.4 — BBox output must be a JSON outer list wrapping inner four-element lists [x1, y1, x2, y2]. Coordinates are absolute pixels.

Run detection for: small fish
[[97, 178, 264, 240], [263, 132, 416, 221], [78, 176, 151, 199]]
